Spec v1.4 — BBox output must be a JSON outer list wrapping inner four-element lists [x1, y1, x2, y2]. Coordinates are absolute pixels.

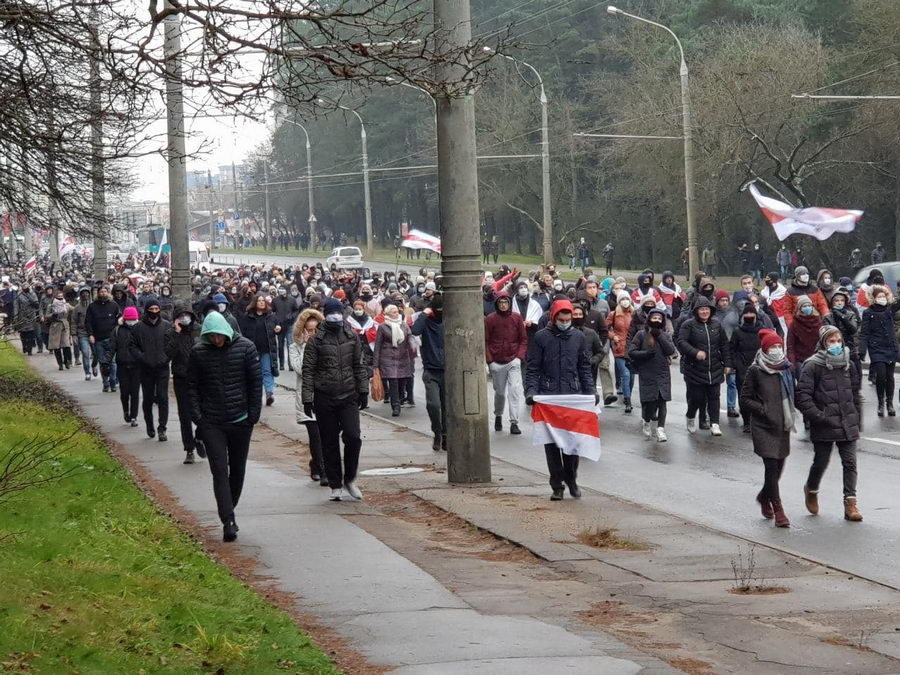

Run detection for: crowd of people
[[2, 246, 896, 540]]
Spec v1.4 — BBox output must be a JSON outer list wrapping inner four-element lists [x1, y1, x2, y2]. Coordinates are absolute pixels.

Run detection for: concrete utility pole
[[434, 0, 491, 482], [263, 160, 272, 250], [89, 9, 106, 282], [207, 169, 216, 249], [163, 0, 190, 299]]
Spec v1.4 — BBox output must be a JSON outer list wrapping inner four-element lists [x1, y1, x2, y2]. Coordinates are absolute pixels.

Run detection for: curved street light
[[275, 116, 318, 251]]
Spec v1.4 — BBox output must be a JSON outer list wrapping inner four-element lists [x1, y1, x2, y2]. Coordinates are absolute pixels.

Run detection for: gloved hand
[[594, 394, 600, 406], [304, 402, 314, 418], [525, 395, 534, 406], [358, 392, 369, 410]]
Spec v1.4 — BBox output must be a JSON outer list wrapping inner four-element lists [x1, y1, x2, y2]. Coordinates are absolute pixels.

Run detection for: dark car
[[854, 262, 900, 291]]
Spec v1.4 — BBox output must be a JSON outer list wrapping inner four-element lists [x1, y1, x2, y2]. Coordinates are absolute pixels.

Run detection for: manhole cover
[[360, 467, 426, 476]]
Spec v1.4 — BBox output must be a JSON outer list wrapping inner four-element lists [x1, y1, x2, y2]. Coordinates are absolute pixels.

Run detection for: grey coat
[[47, 306, 72, 350], [627, 329, 675, 402], [739, 363, 790, 459], [13, 291, 40, 333], [373, 322, 415, 379]]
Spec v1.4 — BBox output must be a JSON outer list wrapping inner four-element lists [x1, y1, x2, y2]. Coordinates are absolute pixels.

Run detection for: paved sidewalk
[[33, 354, 666, 674]]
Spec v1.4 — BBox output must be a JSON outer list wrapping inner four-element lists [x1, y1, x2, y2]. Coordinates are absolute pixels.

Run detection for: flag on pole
[[23, 256, 37, 277], [531, 394, 602, 461], [748, 184, 862, 241], [154, 228, 168, 263], [58, 235, 76, 257], [400, 229, 441, 254]]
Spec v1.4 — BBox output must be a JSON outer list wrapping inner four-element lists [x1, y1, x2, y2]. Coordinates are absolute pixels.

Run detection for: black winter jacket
[[272, 296, 300, 327], [525, 326, 594, 396], [85, 299, 120, 340], [164, 316, 197, 380], [301, 321, 369, 403], [627, 329, 675, 402], [823, 308, 860, 359], [860, 304, 899, 364], [133, 315, 172, 371], [676, 298, 731, 386], [729, 321, 764, 380], [795, 357, 861, 442], [188, 336, 262, 425], [110, 324, 141, 367], [238, 311, 279, 374]]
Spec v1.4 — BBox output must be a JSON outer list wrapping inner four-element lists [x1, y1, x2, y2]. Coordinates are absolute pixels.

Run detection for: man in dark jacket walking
[[85, 285, 121, 392], [165, 304, 204, 464], [411, 294, 446, 452], [526, 299, 597, 501], [485, 292, 527, 435], [188, 311, 262, 542], [301, 297, 369, 502], [133, 299, 172, 441], [272, 287, 299, 371]]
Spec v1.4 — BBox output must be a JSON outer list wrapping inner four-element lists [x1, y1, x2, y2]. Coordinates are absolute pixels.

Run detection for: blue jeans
[[260, 352, 275, 395], [615, 357, 633, 399], [78, 336, 92, 375], [93, 338, 117, 387], [727, 372, 737, 410], [780, 265, 790, 280]]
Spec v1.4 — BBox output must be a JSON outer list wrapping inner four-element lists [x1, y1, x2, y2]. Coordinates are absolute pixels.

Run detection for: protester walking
[[13, 284, 40, 355], [787, 295, 823, 381], [411, 294, 446, 452], [111, 306, 142, 427], [374, 303, 415, 418], [301, 298, 369, 502], [860, 285, 899, 417], [188, 312, 263, 542], [133, 299, 172, 441], [607, 293, 635, 413], [795, 325, 863, 522], [239, 294, 280, 406], [729, 303, 764, 433], [165, 305, 205, 464], [85, 285, 121, 392], [272, 286, 300, 371], [739, 329, 795, 527], [289, 308, 327, 484], [485, 291, 528, 434], [627, 308, 673, 442], [47, 291, 73, 370], [71, 286, 95, 380]]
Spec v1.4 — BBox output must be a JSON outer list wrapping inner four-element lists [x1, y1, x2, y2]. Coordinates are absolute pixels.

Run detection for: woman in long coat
[[373, 303, 414, 417], [289, 308, 327, 485], [627, 308, 674, 442], [47, 290, 73, 370], [859, 284, 899, 416], [739, 329, 795, 528]]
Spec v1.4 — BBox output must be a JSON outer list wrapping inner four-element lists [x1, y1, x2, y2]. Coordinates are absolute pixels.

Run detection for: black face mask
[[572, 317, 585, 328], [743, 316, 755, 325], [649, 321, 663, 331]]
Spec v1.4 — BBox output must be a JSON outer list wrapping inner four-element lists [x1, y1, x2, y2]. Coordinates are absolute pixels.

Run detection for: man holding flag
[[525, 298, 599, 501]]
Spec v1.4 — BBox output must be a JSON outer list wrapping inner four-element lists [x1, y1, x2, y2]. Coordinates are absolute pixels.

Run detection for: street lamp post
[[275, 116, 317, 251], [317, 99, 373, 258], [607, 5, 698, 276], [484, 48, 553, 264]]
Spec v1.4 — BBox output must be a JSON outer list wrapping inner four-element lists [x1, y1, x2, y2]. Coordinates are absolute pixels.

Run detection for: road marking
[[863, 436, 900, 447]]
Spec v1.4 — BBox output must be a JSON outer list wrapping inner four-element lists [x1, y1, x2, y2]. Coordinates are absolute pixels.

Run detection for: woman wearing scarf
[[373, 303, 414, 417], [47, 291, 73, 370], [795, 325, 863, 522], [739, 330, 795, 527]]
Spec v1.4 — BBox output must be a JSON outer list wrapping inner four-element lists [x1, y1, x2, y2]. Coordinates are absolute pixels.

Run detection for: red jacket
[[787, 313, 823, 366], [485, 294, 528, 364]]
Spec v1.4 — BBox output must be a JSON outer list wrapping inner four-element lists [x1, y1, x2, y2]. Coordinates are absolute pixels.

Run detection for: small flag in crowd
[[23, 256, 37, 276], [58, 235, 75, 257], [154, 228, 168, 263], [531, 394, 602, 462], [400, 229, 441, 254], [749, 183, 862, 241]]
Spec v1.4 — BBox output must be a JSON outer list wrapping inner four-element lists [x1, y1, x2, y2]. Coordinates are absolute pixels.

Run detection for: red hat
[[549, 298, 574, 323], [714, 289, 730, 302], [759, 329, 782, 352]]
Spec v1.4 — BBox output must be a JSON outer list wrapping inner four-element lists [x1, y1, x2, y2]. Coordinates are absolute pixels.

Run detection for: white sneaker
[[686, 417, 697, 433], [641, 420, 652, 438], [710, 423, 722, 436], [329, 488, 343, 501], [344, 480, 363, 501], [656, 427, 668, 442]]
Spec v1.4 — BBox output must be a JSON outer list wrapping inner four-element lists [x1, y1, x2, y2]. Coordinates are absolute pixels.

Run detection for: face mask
[[620, 300, 631, 309], [291, 290, 299, 297], [876, 297, 888, 306], [217, 303, 227, 312], [827, 343, 844, 356], [553, 282, 563, 291], [278, 289, 287, 296], [125, 319, 138, 327], [800, 306, 813, 316], [649, 321, 663, 330], [361, 293, 372, 300], [832, 300, 845, 310], [572, 317, 585, 328], [353, 309, 366, 318], [556, 319, 572, 331], [798, 274, 809, 284], [643, 304, 655, 313], [179, 316, 192, 326], [767, 346, 784, 361], [518, 288, 529, 298], [325, 313, 343, 323], [162, 290, 170, 296], [822, 277, 831, 286], [743, 316, 755, 325]]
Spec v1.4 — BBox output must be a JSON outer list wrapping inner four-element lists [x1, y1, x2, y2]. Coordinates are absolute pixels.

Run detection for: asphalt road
[[211, 250, 441, 278]]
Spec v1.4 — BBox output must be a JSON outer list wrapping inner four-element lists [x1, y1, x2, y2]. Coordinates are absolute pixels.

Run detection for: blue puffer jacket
[[525, 301, 594, 396], [860, 304, 899, 364]]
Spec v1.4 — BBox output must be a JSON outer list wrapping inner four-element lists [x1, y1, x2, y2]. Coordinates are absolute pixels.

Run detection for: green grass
[[0, 340, 339, 674]]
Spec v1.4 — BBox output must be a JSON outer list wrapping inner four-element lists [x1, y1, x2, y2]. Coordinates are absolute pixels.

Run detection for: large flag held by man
[[58, 235, 76, 257], [400, 229, 441, 254], [749, 184, 862, 241], [531, 394, 602, 462]]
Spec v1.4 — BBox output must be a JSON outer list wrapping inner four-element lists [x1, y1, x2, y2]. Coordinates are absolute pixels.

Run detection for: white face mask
[[179, 316, 192, 326], [325, 313, 343, 323], [518, 288, 529, 298], [822, 277, 832, 286], [620, 299, 631, 309], [798, 274, 809, 284], [767, 346, 784, 361], [553, 282, 563, 291], [125, 319, 138, 327], [876, 296, 888, 306], [217, 303, 227, 312]]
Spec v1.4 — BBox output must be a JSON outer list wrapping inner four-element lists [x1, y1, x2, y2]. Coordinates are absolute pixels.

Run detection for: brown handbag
[[370, 367, 385, 402]]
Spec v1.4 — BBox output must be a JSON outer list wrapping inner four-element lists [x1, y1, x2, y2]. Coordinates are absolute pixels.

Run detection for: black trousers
[[202, 422, 253, 524], [20, 330, 36, 354], [173, 377, 196, 451], [686, 382, 721, 424], [544, 443, 579, 490], [141, 367, 170, 431], [641, 397, 667, 427], [303, 421, 325, 476], [422, 368, 446, 436], [807, 440, 858, 498], [761, 457, 785, 501], [117, 365, 141, 421], [53, 347, 72, 367], [276, 329, 290, 370], [872, 361, 895, 405], [386, 378, 402, 410], [314, 392, 362, 489]]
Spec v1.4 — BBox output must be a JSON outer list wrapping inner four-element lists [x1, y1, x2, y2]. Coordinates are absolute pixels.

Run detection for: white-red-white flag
[[58, 235, 75, 257], [531, 394, 602, 461], [749, 184, 862, 241], [400, 229, 441, 254], [23, 256, 37, 277]]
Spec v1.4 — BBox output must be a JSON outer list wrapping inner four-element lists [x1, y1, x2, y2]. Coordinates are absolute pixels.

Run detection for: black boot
[[550, 488, 564, 501], [183, 450, 195, 464], [624, 398, 632, 414], [566, 481, 582, 499], [878, 399, 885, 417], [494, 416, 502, 431], [223, 519, 238, 542]]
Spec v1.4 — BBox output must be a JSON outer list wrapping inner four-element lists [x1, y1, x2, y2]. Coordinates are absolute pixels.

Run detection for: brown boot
[[771, 499, 790, 528], [803, 484, 819, 515], [844, 497, 863, 522], [756, 490, 774, 519]]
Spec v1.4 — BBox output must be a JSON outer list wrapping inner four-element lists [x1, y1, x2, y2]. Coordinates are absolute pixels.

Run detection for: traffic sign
[[216, 220, 226, 230], [232, 213, 240, 220]]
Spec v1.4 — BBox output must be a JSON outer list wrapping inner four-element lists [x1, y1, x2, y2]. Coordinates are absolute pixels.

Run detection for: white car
[[326, 246, 364, 270]]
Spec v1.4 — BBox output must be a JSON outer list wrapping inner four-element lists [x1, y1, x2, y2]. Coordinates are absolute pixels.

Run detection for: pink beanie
[[123, 306, 139, 321]]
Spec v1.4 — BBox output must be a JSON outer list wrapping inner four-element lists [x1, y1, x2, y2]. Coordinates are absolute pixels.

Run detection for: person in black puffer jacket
[[187, 311, 262, 542], [628, 308, 675, 443], [133, 299, 172, 441], [165, 304, 203, 463], [301, 298, 369, 502], [676, 295, 731, 436], [525, 299, 596, 501], [729, 303, 764, 432], [795, 325, 863, 522], [110, 306, 142, 425], [238, 294, 280, 406], [859, 285, 899, 417]]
